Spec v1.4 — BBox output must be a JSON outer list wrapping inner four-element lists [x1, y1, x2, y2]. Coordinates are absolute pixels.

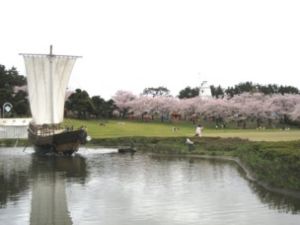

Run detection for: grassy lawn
[[64, 119, 300, 142]]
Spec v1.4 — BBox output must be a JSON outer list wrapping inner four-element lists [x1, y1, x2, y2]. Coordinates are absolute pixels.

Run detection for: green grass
[[205, 129, 300, 141], [64, 119, 300, 142]]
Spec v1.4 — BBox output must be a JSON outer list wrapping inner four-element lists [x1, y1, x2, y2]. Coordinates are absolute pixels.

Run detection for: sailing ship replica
[[20, 46, 87, 155]]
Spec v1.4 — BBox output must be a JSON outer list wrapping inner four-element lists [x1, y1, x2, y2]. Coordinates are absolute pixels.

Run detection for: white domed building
[[199, 81, 212, 99]]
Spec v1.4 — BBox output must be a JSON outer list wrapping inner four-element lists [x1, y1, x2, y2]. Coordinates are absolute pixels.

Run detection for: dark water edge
[[89, 136, 300, 191], [150, 153, 300, 200], [0, 147, 300, 225]]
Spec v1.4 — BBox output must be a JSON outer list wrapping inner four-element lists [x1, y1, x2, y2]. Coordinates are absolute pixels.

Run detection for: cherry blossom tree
[[290, 104, 300, 122], [112, 89, 300, 127], [265, 94, 300, 125], [229, 93, 270, 128], [112, 90, 136, 118]]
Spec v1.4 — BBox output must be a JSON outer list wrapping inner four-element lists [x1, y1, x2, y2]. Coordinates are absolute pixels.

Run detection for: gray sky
[[1, 0, 300, 99]]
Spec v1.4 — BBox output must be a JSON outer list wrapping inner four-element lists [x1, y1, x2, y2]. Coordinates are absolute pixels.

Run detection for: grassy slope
[[64, 119, 300, 141]]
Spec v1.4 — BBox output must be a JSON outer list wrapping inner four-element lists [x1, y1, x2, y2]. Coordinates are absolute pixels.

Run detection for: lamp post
[[2, 102, 13, 118]]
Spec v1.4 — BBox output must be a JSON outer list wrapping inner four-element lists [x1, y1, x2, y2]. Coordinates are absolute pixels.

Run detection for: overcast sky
[[1, 0, 300, 99]]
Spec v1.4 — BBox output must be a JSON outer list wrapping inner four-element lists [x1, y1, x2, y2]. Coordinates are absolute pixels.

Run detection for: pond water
[[0, 147, 300, 225]]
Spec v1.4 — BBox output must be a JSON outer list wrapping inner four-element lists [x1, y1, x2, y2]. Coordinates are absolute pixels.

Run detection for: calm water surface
[[0, 147, 300, 225]]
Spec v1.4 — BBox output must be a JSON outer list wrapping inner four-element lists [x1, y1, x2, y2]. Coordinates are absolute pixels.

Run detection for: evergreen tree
[[65, 89, 93, 119], [0, 64, 29, 117], [178, 86, 199, 99], [142, 86, 170, 97], [210, 85, 224, 98]]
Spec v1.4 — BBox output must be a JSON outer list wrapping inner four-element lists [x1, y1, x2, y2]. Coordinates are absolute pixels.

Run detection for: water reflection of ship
[[30, 154, 88, 181], [0, 149, 88, 224], [30, 154, 88, 225]]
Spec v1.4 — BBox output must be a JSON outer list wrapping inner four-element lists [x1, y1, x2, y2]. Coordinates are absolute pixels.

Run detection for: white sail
[[21, 53, 79, 125]]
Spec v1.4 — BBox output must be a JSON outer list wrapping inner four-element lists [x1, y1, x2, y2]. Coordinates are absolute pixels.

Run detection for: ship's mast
[[50, 45, 53, 56], [49, 45, 55, 124]]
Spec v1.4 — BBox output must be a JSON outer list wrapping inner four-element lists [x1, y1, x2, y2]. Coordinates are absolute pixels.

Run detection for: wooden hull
[[28, 128, 87, 155]]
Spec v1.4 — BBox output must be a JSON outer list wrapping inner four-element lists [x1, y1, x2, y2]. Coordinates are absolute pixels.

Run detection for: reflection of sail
[[30, 173, 72, 225], [29, 154, 87, 225]]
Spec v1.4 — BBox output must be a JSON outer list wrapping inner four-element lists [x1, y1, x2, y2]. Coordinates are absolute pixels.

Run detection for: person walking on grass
[[195, 124, 203, 137]]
